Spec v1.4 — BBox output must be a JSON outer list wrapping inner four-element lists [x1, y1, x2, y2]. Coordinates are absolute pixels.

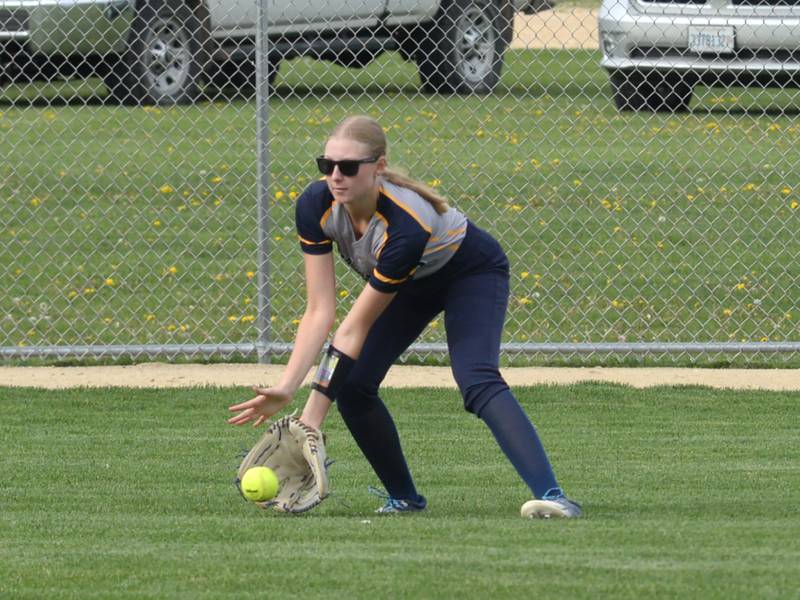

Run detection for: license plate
[[688, 26, 735, 54]]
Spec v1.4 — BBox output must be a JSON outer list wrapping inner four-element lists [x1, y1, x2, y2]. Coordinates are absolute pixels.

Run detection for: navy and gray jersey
[[295, 179, 468, 293]]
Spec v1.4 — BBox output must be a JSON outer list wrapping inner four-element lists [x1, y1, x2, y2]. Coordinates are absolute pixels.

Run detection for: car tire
[[417, 0, 512, 94], [105, 0, 210, 105], [647, 72, 694, 113], [611, 70, 694, 113], [609, 70, 651, 112]]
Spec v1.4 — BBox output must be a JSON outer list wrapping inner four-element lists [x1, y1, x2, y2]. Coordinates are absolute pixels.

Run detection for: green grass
[[3, 49, 800, 364], [1, 384, 798, 598]]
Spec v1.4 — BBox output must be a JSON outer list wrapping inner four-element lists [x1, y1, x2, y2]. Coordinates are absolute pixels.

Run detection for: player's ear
[[375, 155, 387, 175]]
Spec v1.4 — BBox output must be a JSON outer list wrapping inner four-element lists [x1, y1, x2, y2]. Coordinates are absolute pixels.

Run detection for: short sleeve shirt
[[296, 180, 468, 293]]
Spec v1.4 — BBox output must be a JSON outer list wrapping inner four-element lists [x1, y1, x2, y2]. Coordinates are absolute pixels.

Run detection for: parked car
[[0, 0, 551, 104], [598, 0, 800, 111]]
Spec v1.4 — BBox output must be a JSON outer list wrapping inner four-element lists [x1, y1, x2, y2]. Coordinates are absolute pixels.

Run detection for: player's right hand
[[227, 386, 292, 427]]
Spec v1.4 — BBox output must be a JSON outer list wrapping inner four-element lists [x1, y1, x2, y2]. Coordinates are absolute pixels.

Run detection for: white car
[[599, 0, 800, 111], [0, 0, 551, 104]]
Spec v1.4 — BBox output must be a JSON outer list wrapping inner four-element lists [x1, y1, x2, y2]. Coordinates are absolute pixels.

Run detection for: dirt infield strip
[[2, 364, 800, 391]]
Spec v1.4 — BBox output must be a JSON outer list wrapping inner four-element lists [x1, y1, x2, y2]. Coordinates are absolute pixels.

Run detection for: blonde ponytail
[[381, 168, 450, 215], [329, 115, 451, 215]]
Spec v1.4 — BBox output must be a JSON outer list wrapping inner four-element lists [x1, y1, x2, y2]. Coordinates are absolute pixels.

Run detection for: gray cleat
[[520, 497, 583, 519]]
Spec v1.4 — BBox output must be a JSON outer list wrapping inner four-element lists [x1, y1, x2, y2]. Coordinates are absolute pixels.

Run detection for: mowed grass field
[[3, 49, 800, 358], [1, 383, 798, 598]]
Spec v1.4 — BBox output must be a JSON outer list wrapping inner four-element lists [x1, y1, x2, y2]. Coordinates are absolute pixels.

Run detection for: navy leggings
[[341, 221, 511, 415]]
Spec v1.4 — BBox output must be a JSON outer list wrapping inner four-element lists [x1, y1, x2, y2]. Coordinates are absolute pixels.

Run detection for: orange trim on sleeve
[[299, 235, 332, 246], [372, 267, 417, 285], [379, 187, 432, 234], [374, 211, 390, 258]]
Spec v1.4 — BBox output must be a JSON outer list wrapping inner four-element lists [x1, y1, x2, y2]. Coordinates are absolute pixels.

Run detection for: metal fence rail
[[3, 0, 800, 365]]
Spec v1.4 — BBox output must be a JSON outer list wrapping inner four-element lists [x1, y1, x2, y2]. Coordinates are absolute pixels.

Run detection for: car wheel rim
[[454, 6, 496, 83], [143, 17, 192, 95]]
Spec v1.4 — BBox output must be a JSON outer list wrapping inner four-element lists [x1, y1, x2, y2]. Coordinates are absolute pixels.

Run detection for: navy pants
[[337, 222, 561, 501], [343, 221, 511, 414]]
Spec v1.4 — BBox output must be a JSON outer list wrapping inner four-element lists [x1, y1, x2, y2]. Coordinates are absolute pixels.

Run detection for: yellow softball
[[241, 466, 280, 502]]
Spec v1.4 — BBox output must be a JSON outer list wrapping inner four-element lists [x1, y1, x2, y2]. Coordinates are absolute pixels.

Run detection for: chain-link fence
[[3, 0, 800, 366]]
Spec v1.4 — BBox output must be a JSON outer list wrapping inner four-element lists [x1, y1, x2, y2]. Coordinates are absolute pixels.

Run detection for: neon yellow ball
[[241, 466, 279, 502]]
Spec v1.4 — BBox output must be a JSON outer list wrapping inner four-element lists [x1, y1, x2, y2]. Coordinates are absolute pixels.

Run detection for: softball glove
[[236, 415, 329, 514]]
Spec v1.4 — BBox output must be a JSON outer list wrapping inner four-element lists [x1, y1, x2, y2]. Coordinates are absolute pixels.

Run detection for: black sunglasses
[[316, 156, 379, 177]]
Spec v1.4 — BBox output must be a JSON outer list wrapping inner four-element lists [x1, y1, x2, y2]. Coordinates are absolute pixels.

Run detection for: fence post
[[255, 0, 271, 364]]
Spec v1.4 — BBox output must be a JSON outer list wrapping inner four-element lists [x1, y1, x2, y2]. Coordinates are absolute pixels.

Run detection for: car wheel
[[417, 0, 512, 94], [647, 73, 694, 113], [609, 70, 651, 112], [105, 0, 210, 105]]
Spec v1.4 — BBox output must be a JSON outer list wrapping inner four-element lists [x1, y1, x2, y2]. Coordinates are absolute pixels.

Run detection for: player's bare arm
[[300, 283, 396, 428], [228, 252, 336, 426]]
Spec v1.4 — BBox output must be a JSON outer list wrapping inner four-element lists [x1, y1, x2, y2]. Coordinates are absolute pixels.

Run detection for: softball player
[[228, 115, 581, 518]]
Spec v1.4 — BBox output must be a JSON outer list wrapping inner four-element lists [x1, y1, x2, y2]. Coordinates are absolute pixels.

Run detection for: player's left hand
[[227, 386, 292, 427]]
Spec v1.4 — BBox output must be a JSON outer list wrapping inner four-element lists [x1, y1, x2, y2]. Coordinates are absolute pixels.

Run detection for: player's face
[[322, 137, 384, 207]]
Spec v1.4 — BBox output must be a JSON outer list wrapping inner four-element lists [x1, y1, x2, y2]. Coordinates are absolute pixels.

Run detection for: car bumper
[[599, 0, 800, 79], [1, 0, 132, 56]]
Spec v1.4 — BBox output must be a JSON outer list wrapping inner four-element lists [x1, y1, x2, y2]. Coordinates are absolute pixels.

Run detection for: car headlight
[[601, 30, 626, 57]]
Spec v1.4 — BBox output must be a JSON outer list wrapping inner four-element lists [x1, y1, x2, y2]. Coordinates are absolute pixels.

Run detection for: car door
[[208, 0, 389, 34]]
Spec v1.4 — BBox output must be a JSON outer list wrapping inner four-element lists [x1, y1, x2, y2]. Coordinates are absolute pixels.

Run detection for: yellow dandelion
[[782, 187, 791, 195], [210, 176, 222, 184], [791, 201, 799, 210], [735, 282, 746, 290], [246, 271, 255, 279], [743, 183, 756, 192], [760, 336, 769, 342], [722, 308, 733, 317], [289, 190, 298, 200], [228, 315, 238, 322], [30, 197, 41, 207], [213, 274, 226, 282], [241, 315, 255, 323], [67, 290, 78, 299], [153, 219, 161, 227], [475, 129, 485, 138], [105, 278, 115, 286], [166, 266, 178, 275], [339, 290, 349, 299], [166, 324, 177, 332], [159, 185, 174, 194], [180, 324, 189, 332], [145, 314, 156, 321], [84, 287, 96, 295], [292, 319, 301, 326], [510, 204, 523, 212], [520, 271, 530, 279]]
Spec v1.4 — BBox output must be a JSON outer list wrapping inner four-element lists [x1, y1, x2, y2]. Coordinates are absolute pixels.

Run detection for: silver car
[[599, 0, 800, 111]]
